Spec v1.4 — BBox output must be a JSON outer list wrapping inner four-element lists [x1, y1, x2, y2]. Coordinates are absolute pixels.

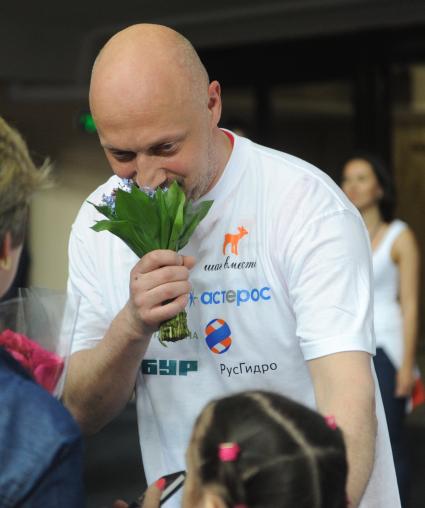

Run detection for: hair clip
[[218, 442, 241, 462], [325, 415, 337, 430]]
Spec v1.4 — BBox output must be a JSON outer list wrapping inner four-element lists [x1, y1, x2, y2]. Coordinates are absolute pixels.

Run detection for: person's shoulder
[[387, 219, 412, 244], [246, 139, 359, 219], [248, 139, 341, 192], [390, 219, 418, 255], [390, 218, 408, 233]]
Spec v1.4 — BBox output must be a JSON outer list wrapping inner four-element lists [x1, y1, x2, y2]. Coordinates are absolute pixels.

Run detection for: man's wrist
[[115, 303, 153, 344]]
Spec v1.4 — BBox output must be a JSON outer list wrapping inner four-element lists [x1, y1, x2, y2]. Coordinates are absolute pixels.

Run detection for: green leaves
[[89, 179, 213, 344], [91, 220, 154, 258], [90, 180, 213, 257], [178, 200, 214, 250]]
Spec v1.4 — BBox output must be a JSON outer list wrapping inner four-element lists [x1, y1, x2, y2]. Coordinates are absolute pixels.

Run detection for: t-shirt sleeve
[[284, 209, 375, 360], [67, 203, 110, 353]]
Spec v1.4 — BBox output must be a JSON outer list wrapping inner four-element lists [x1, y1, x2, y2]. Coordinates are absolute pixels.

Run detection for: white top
[[373, 220, 407, 369], [68, 133, 400, 507]]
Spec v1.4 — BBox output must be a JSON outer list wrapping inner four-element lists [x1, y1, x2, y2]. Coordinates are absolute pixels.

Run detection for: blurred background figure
[[183, 390, 348, 508], [339, 153, 420, 507], [0, 116, 84, 507]]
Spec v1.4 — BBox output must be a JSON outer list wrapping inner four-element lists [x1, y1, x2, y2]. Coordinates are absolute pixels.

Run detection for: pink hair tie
[[218, 442, 241, 462], [325, 415, 337, 430]]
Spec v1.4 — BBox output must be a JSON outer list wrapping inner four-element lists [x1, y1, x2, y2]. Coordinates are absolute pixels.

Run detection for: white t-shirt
[[373, 220, 407, 369], [68, 133, 400, 507]]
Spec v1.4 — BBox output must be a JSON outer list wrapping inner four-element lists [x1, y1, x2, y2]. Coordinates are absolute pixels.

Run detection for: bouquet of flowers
[[90, 179, 213, 344], [0, 288, 80, 398]]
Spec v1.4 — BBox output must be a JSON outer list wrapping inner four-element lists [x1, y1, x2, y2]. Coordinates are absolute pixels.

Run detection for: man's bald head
[[90, 24, 210, 119], [88, 24, 228, 200]]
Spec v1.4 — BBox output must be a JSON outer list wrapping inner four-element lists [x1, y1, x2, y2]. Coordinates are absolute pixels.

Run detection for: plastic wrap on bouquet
[[0, 288, 80, 398]]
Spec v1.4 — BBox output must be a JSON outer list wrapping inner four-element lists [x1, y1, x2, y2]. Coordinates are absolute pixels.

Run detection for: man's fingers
[[136, 293, 190, 327], [131, 265, 192, 292], [133, 279, 191, 307], [183, 255, 196, 269], [133, 250, 185, 274], [126, 250, 195, 334]]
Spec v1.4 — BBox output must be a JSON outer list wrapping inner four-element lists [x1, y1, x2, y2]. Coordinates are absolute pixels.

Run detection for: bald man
[[64, 24, 400, 508]]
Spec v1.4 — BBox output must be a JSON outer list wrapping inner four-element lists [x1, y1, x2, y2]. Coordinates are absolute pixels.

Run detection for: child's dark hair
[[189, 390, 347, 508], [337, 152, 396, 223]]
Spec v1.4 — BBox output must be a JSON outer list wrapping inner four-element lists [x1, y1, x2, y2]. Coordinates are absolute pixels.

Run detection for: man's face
[[93, 83, 219, 201]]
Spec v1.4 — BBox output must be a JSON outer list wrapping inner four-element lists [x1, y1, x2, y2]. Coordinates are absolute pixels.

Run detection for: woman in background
[[340, 153, 420, 506]]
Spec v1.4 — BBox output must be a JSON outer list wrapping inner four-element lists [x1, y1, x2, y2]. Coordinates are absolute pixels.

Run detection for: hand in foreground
[[112, 471, 186, 508], [112, 480, 163, 508], [123, 250, 196, 341]]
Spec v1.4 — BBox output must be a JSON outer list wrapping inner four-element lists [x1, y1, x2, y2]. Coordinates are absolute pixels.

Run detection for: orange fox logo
[[222, 226, 248, 255]]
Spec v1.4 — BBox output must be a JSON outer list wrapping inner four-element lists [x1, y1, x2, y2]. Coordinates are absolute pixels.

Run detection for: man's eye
[[153, 143, 176, 156], [111, 151, 135, 162]]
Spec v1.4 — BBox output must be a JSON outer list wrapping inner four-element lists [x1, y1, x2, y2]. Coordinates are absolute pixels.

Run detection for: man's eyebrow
[[102, 134, 185, 152], [107, 147, 134, 153], [150, 133, 186, 146], [102, 143, 133, 152]]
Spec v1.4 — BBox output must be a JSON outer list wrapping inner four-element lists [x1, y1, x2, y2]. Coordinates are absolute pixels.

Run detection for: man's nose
[[134, 153, 166, 189]]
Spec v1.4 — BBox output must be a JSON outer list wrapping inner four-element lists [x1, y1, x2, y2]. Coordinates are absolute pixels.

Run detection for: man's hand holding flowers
[[121, 250, 195, 344], [90, 179, 212, 344]]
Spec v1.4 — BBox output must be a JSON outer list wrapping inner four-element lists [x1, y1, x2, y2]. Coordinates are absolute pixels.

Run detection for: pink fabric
[[0, 329, 64, 393]]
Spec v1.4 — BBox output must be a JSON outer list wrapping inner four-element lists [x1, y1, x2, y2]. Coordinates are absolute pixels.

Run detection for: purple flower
[[100, 178, 134, 210], [99, 178, 169, 212], [119, 178, 133, 192], [140, 185, 156, 198], [100, 193, 117, 210]]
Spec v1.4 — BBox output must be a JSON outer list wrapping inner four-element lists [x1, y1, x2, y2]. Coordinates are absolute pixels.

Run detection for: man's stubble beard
[[187, 141, 217, 201]]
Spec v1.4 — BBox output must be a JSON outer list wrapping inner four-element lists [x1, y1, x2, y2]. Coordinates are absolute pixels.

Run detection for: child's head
[[183, 390, 347, 508]]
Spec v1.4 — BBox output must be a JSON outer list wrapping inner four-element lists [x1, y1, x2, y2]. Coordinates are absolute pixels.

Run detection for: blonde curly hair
[[0, 116, 51, 248]]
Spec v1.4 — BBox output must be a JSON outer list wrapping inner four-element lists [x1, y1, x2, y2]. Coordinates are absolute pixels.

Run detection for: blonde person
[[0, 116, 84, 507], [64, 24, 399, 507], [340, 153, 420, 506]]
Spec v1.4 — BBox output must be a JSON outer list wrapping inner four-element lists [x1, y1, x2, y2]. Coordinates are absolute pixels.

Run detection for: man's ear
[[0, 232, 12, 271], [207, 80, 222, 127]]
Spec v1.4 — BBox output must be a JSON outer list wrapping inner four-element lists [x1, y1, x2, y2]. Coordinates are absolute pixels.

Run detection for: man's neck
[[206, 128, 234, 194]]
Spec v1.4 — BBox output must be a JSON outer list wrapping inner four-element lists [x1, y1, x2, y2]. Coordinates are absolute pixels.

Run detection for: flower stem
[[159, 311, 190, 345]]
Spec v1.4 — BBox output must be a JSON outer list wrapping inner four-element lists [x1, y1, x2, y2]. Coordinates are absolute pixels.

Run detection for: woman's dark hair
[[189, 390, 347, 508], [338, 152, 396, 222]]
